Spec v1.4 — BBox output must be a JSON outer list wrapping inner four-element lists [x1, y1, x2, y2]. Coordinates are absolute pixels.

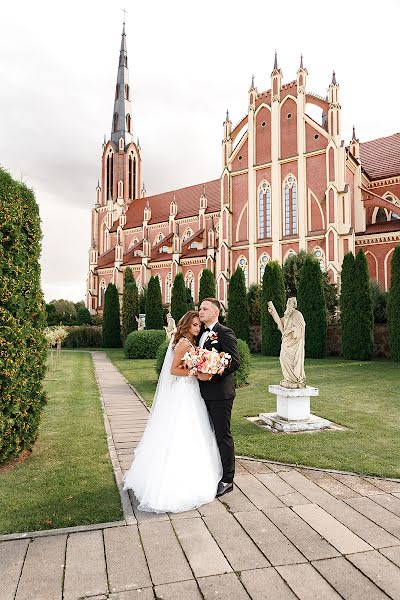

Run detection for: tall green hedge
[[145, 276, 163, 330], [297, 255, 327, 358], [198, 269, 216, 306], [340, 252, 356, 359], [0, 167, 47, 464], [102, 283, 121, 347], [353, 249, 374, 360], [247, 284, 261, 325], [227, 268, 249, 344], [261, 261, 286, 356], [388, 246, 400, 361], [171, 273, 187, 323], [122, 268, 138, 342]]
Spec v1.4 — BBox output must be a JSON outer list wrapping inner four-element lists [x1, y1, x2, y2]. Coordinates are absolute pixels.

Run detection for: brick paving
[[1, 351, 400, 599]]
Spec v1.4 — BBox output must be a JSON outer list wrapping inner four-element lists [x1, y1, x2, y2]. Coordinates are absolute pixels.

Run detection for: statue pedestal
[[259, 385, 331, 432]]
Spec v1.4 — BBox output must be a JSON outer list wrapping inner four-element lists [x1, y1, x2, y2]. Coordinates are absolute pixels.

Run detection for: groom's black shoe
[[216, 481, 233, 497]]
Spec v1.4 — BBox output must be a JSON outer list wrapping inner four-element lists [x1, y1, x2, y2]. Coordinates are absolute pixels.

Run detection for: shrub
[[62, 326, 102, 348], [388, 245, 400, 361], [122, 269, 138, 342], [340, 252, 356, 359], [353, 249, 374, 360], [247, 284, 261, 325], [124, 330, 166, 359], [371, 280, 387, 324], [227, 268, 250, 344], [0, 167, 47, 464], [234, 339, 251, 387], [155, 339, 170, 375], [145, 277, 163, 330], [297, 255, 327, 358], [102, 283, 121, 348], [171, 273, 187, 324], [261, 261, 286, 356], [76, 306, 92, 325], [198, 269, 216, 306], [283, 250, 308, 296]]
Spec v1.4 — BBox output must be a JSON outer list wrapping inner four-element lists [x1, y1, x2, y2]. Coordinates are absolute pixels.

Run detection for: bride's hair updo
[[172, 310, 200, 349]]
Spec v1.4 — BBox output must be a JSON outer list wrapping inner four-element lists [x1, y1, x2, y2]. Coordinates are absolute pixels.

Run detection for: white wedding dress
[[123, 338, 222, 513]]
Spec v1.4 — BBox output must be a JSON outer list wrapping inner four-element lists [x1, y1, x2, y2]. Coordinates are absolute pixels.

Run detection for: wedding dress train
[[123, 340, 222, 513]]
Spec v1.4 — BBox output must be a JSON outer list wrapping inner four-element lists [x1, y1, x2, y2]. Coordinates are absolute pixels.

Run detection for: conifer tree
[[171, 273, 187, 324], [122, 269, 139, 342], [352, 249, 374, 360], [297, 255, 327, 358], [261, 261, 286, 356], [340, 252, 356, 359], [145, 276, 164, 330], [76, 306, 92, 325], [388, 246, 400, 361], [227, 268, 250, 343], [198, 269, 216, 306], [102, 283, 121, 347], [0, 167, 47, 463]]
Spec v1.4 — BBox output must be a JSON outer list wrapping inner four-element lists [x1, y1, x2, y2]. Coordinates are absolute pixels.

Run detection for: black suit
[[198, 322, 240, 483]]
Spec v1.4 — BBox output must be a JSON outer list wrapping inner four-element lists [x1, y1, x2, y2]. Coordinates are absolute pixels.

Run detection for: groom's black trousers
[[205, 398, 235, 484]]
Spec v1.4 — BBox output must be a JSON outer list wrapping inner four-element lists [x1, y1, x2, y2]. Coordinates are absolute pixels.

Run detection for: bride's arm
[[170, 339, 191, 376]]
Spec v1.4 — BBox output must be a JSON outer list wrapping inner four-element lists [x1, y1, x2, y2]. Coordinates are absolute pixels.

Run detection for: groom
[[197, 298, 240, 497]]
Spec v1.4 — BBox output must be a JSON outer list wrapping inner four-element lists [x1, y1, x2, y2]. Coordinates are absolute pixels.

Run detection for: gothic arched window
[[154, 232, 165, 246], [259, 253, 270, 282], [183, 228, 193, 241], [375, 207, 387, 223], [99, 280, 106, 307], [126, 114, 131, 133], [258, 182, 271, 239], [314, 247, 325, 270], [125, 84, 130, 100], [106, 151, 114, 201], [283, 175, 297, 236], [238, 256, 248, 289], [185, 271, 195, 300], [113, 113, 118, 132], [166, 273, 172, 304], [128, 153, 136, 200]]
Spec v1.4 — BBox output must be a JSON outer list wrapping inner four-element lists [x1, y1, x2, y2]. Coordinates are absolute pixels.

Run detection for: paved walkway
[[2, 352, 400, 599]]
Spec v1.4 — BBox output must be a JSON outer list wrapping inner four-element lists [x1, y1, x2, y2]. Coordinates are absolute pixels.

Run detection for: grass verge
[[105, 349, 400, 479], [0, 351, 122, 534]]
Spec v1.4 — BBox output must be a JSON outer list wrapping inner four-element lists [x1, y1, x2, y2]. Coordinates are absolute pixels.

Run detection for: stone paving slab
[[240, 567, 298, 599], [276, 563, 342, 599], [218, 483, 259, 513], [380, 545, 400, 567], [300, 469, 362, 499], [197, 573, 251, 600], [0, 539, 29, 600], [371, 493, 400, 517], [345, 496, 400, 538], [104, 525, 151, 593], [154, 579, 203, 599], [63, 530, 108, 600], [347, 550, 400, 598], [234, 473, 286, 510]]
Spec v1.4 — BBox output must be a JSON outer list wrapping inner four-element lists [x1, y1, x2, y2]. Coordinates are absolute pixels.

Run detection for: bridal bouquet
[[182, 348, 231, 377]]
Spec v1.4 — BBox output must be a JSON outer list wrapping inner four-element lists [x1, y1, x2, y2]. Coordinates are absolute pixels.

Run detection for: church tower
[[86, 20, 142, 313]]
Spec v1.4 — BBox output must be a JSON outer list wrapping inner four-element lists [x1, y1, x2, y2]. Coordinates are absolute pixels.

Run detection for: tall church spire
[[111, 21, 133, 146]]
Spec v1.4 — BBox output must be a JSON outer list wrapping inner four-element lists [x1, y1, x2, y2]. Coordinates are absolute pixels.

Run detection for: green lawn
[[0, 352, 122, 535], [106, 350, 400, 479]]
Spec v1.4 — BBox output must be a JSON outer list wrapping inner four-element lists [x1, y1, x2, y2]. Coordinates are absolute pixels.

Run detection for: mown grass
[[0, 352, 122, 534], [106, 349, 400, 479]]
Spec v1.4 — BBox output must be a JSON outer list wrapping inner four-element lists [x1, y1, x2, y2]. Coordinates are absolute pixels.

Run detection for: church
[[86, 23, 400, 314]]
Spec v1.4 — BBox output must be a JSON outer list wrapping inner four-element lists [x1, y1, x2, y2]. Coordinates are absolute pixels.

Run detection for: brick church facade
[[86, 24, 400, 314]]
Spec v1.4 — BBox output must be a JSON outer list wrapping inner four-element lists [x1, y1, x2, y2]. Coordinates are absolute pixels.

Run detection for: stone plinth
[[259, 384, 331, 433]]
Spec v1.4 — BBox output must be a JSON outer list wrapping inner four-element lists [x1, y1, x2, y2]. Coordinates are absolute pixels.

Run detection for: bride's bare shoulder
[[173, 337, 192, 353]]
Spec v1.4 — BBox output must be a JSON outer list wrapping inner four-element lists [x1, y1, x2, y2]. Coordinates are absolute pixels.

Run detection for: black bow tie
[[204, 327, 211, 332]]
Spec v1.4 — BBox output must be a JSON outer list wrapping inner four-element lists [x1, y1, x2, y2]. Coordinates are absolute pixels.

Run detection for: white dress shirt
[[199, 321, 218, 348]]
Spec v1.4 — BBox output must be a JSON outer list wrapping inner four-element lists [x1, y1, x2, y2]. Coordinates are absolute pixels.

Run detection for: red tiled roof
[[124, 179, 220, 230], [151, 232, 174, 259], [97, 248, 115, 268], [359, 133, 400, 180], [360, 219, 400, 235], [124, 255, 144, 265], [181, 247, 208, 258]]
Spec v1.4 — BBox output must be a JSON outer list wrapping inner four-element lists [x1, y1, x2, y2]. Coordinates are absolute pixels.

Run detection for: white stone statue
[[135, 315, 145, 331], [268, 297, 306, 389], [164, 311, 176, 340]]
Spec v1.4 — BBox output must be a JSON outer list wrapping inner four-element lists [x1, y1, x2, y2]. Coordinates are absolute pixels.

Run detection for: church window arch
[[154, 232, 165, 246], [128, 152, 136, 200], [129, 237, 139, 248], [113, 113, 118, 133], [99, 280, 106, 307], [237, 255, 248, 289], [183, 228, 193, 241], [283, 175, 297, 236], [259, 253, 270, 282], [125, 84, 130, 100], [258, 181, 271, 239], [185, 270, 195, 300], [104, 229, 110, 252], [313, 247, 325, 270], [165, 273, 172, 304], [373, 207, 389, 223], [115, 84, 119, 100], [126, 114, 131, 133], [106, 149, 114, 201]]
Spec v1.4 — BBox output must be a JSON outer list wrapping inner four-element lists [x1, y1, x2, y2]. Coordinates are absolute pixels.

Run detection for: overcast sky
[[1, 0, 399, 302]]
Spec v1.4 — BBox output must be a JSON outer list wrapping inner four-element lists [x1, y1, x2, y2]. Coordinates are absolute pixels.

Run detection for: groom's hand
[[196, 372, 212, 381]]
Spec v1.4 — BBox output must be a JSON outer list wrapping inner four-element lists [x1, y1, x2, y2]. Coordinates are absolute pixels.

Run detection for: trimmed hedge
[[261, 261, 286, 356], [62, 326, 102, 348], [0, 167, 47, 464], [145, 277, 163, 330], [234, 339, 251, 388], [388, 245, 400, 361], [102, 283, 121, 348], [297, 255, 327, 358], [122, 269, 139, 342], [124, 329, 166, 359]]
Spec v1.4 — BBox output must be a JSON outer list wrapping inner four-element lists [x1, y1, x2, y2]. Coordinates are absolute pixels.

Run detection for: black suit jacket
[[198, 322, 240, 402]]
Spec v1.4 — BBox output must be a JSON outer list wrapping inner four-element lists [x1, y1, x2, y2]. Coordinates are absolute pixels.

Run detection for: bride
[[123, 310, 223, 513]]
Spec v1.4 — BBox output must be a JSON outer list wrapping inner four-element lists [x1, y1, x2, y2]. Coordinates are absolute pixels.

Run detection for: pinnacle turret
[[111, 21, 133, 146]]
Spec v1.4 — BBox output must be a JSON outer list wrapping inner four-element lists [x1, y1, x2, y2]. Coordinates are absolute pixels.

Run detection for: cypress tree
[[198, 269, 216, 306], [227, 268, 250, 343], [0, 167, 47, 463], [145, 276, 164, 329], [388, 246, 400, 361], [122, 272, 139, 342], [297, 255, 327, 358], [340, 252, 356, 359], [261, 261, 286, 356], [171, 273, 188, 323], [353, 249, 374, 360], [102, 283, 121, 347], [186, 287, 195, 311]]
